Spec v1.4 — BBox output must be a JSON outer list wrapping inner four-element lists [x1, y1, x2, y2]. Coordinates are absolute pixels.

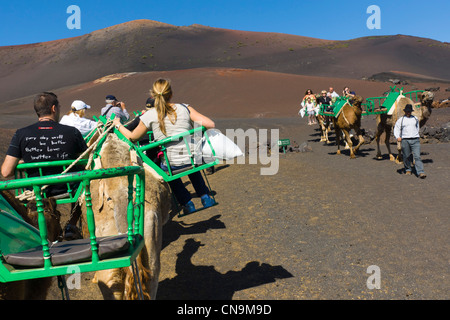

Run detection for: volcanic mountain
[[1, 19, 449, 104]]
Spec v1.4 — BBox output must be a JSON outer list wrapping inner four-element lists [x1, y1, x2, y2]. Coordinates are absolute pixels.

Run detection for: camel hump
[[395, 96, 415, 111]]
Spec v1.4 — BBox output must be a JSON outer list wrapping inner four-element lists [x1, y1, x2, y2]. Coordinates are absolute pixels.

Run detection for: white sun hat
[[71, 100, 91, 110]]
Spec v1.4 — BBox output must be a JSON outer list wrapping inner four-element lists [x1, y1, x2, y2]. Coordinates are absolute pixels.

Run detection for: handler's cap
[[105, 95, 118, 102], [403, 104, 413, 112], [71, 100, 91, 110]]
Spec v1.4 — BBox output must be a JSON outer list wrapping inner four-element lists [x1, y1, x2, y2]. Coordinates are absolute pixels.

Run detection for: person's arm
[[188, 106, 215, 129], [1, 155, 20, 178], [119, 102, 130, 121], [113, 117, 148, 142]]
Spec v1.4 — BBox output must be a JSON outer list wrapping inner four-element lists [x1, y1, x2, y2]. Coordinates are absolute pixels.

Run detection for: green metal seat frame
[[318, 97, 351, 117], [403, 89, 424, 105], [14, 159, 89, 205], [361, 86, 424, 116], [0, 166, 145, 283], [96, 115, 220, 182], [96, 114, 220, 216]]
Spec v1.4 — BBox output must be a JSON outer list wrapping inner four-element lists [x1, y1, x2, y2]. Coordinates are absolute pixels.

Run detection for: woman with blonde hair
[[59, 100, 97, 136], [114, 78, 216, 214]]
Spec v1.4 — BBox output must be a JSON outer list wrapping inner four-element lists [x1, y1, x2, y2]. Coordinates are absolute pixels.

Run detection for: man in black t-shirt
[[1, 92, 88, 239]]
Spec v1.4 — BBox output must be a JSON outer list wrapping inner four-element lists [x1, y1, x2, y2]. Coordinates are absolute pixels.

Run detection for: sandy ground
[[17, 109, 446, 300]]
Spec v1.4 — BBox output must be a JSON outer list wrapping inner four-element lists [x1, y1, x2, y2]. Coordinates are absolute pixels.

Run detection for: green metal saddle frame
[[96, 114, 220, 182], [0, 166, 145, 283], [318, 87, 425, 117], [14, 159, 90, 205], [318, 97, 351, 118], [95, 114, 220, 216], [361, 86, 424, 116]]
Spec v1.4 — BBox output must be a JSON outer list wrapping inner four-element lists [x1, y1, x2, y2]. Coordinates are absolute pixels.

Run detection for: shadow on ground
[[157, 238, 293, 300]]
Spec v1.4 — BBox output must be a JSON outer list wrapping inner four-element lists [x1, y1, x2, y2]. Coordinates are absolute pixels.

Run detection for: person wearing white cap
[[59, 100, 97, 137]]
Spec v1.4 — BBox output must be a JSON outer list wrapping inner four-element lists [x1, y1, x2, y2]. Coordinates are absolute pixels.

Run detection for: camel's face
[[352, 95, 363, 106], [420, 91, 434, 104]]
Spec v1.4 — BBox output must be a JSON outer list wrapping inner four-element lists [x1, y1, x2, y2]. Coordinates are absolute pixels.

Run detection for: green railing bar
[[32, 185, 51, 269], [0, 166, 146, 281], [138, 126, 206, 152], [16, 159, 89, 170], [83, 179, 99, 263], [109, 119, 220, 181], [127, 174, 135, 244], [0, 166, 143, 191]]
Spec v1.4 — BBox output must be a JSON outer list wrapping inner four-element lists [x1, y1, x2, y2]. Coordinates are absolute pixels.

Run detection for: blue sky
[[0, 0, 449, 46]]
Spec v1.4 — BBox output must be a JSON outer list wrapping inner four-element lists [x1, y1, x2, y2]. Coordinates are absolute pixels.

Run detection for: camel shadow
[[374, 154, 393, 161], [210, 164, 230, 173], [157, 238, 293, 300], [162, 215, 226, 250]]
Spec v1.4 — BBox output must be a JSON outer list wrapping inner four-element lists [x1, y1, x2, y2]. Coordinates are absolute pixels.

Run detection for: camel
[[375, 91, 434, 163], [317, 114, 332, 144], [0, 189, 62, 300], [333, 95, 365, 159], [82, 133, 171, 300]]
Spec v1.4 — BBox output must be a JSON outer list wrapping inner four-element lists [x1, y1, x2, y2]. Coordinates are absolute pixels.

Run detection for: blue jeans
[[160, 163, 209, 206], [401, 138, 425, 175]]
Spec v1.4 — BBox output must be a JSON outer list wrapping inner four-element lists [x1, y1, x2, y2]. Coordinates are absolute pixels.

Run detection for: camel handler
[[393, 104, 426, 179]]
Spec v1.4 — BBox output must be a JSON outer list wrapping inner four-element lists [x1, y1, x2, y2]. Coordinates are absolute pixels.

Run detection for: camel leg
[[342, 129, 355, 158], [383, 126, 395, 161], [142, 209, 162, 299], [122, 206, 164, 300], [353, 127, 365, 154], [96, 268, 126, 300], [334, 122, 341, 155], [320, 125, 325, 142], [375, 123, 384, 159], [343, 131, 351, 149], [324, 117, 330, 144], [320, 123, 327, 143], [396, 140, 403, 164]]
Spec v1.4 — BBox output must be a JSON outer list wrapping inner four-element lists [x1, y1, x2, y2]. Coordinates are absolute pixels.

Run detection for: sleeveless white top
[[140, 104, 194, 166]]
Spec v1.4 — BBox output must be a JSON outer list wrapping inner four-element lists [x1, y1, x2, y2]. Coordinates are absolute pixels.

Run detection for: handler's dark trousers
[[401, 138, 425, 175]]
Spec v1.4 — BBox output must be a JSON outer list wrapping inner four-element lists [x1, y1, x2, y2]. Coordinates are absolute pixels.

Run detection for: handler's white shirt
[[60, 113, 97, 137], [393, 115, 420, 139]]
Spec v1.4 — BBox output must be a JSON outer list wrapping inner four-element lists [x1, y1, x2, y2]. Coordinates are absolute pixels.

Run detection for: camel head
[[416, 91, 434, 127], [419, 91, 434, 107], [351, 95, 364, 108]]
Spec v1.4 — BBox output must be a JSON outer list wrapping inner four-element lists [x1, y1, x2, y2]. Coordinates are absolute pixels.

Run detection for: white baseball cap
[[71, 100, 91, 110]]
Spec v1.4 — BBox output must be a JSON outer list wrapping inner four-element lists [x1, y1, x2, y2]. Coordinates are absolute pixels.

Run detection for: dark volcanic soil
[[1, 108, 448, 300]]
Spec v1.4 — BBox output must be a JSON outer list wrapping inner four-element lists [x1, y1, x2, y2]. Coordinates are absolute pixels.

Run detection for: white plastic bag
[[299, 107, 306, 118], [201, 129, 243, 163], [299, 100, 306, 118], [314, 105, 320, 116]]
